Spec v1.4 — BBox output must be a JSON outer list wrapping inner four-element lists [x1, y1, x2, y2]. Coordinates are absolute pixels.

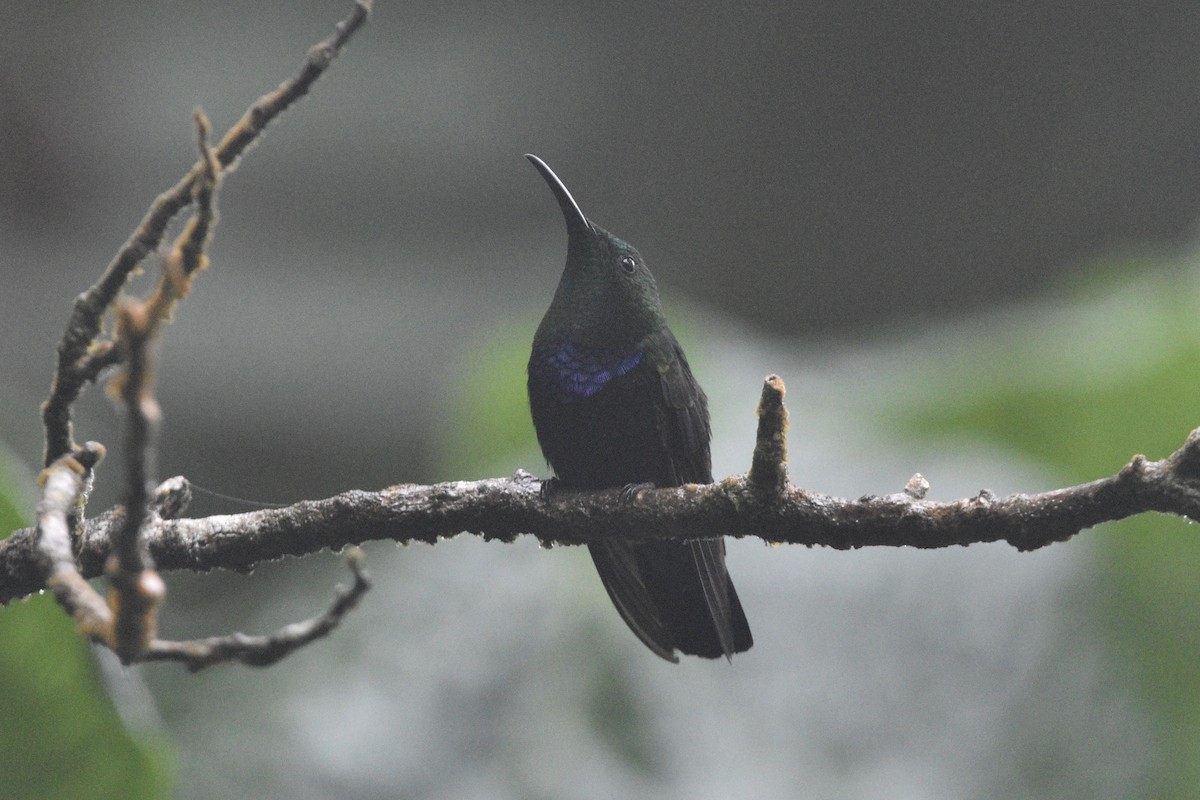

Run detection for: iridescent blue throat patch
[[541, 342, 643, 398]]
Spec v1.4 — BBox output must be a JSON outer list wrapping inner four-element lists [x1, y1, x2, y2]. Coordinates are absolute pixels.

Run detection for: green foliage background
[[0, 450, 170, 800], [896, 260, 1200, 799]]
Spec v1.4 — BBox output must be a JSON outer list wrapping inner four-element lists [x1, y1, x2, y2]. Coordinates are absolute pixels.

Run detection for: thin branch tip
[[344, 546, 371, 586], [193, 107, 211, 138], [39, 0, 372, 468], [143, 549, 372, 671]]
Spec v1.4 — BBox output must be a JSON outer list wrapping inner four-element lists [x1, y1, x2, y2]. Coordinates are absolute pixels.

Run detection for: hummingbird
[[525, 154, 752, 662]]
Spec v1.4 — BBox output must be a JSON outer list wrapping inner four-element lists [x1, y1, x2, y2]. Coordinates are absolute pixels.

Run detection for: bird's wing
[[650, 330, 750, 658], [650, 330, 713, 486]]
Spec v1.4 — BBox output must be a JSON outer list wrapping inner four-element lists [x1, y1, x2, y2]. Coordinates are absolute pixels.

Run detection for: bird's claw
[[539, 477, 561, 500], [619, 482, 656, 502]]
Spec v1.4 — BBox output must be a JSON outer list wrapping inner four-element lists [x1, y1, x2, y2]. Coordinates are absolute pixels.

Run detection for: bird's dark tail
[[588, 539, 752, 661]]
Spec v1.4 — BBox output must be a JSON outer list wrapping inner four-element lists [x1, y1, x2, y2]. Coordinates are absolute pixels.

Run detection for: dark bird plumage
[[525, 154, 752, 662]]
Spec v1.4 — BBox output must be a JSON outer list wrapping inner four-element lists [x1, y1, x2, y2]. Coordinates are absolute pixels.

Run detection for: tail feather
[[588, 539, 752, 661], [588, 541, 678, 662], [689, 538, 743, 660]]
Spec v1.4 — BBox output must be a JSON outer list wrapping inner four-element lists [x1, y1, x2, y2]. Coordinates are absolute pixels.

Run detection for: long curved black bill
[[525, 154, 593, 241]]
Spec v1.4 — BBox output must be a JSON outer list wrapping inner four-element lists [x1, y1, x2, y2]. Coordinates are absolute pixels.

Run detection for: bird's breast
[[531, 340, 643, 400], [527, 338, 668, 487]]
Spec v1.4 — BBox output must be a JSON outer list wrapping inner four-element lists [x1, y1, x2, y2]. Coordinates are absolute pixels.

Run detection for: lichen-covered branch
[[7, 380, 1200, 606], [15, 0, 1200, 670]]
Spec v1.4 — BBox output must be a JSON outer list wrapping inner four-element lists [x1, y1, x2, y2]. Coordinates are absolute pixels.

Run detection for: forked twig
[[26, 1, 374, 669]]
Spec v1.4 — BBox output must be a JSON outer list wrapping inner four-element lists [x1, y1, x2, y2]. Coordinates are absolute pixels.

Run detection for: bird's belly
[[531, 380, 669, 489]]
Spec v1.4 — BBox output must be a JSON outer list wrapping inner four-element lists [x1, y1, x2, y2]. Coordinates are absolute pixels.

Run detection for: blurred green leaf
[[0, 446, 171, 800], [435, 317, 541, 480], [893, 261, 1200, 799]]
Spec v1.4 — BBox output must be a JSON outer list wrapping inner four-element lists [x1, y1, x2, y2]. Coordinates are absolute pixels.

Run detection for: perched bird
[[525, 154, 752, 662]]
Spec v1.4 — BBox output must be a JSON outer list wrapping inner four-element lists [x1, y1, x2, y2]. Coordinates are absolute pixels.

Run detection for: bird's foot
[[539, 476, 563, 500], [619, 482, 656, 501]]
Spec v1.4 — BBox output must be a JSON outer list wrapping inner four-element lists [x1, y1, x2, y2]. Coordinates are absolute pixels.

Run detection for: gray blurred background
[[2, 1, 1195, 797]]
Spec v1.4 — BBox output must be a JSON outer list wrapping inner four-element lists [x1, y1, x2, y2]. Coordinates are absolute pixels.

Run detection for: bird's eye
[[619, 255, 637, 274]]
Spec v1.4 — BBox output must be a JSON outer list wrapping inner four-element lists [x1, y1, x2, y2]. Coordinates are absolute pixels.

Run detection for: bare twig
[[139, 108, 221, 324], [141, 550, 371, 671], [212, 1, 373, 170], [36, 443, 112, 638], [76, 341, 125, 387], [8, 378, 1200, 606], [41, 0, 373, 467], [21, 2, 375, 668], [106, 298, 166, 661], [100, 109, 222, 662]]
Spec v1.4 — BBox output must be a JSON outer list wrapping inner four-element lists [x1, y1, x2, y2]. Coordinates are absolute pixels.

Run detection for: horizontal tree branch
[[5, 388, 1199, 606], [11, 0, 1199, 677]]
